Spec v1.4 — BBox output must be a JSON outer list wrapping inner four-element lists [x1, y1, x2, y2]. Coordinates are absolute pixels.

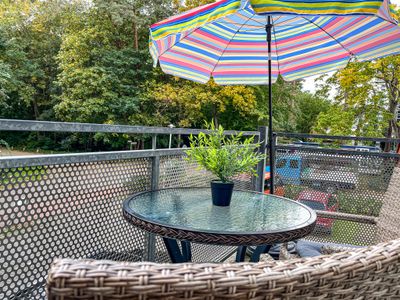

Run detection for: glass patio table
[[123, 187, 317, 263]]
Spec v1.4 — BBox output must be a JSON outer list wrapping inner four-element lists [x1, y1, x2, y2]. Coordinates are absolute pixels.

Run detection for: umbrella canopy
[[149, 0, 400, 193], [150, 0, 399, 85]]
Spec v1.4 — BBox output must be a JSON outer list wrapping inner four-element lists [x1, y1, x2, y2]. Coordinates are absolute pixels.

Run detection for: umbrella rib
[[239, 28, 267, 32], [273, 16, 302, 27], [214, 21, 263, 28], [300, 16, 355, 57], [210, 14, 254, 78], [156, 27, 204, 57]]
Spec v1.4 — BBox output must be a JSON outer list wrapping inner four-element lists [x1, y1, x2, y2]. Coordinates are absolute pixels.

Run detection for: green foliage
[[331, 221, 364, 246], [5, 0, 397, 153], [0, 0, 69, 120], [143, 78, 260, 129], [313, 106, 356, 137], [173, 0, 215, 11], [296, 93, 330, 133], [337, 192, 382, 217], [186, 122, 265, 183], [314, 54, 400, 140], [1, 166, 46, 189], [312, 7, 400, 140], [253, 76, 326, 133]]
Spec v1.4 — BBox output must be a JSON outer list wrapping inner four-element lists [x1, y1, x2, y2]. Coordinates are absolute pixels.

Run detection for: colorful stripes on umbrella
[[150, 0, 242, 40], [150, 0, 400, 85], [251, 0, 386, 17]]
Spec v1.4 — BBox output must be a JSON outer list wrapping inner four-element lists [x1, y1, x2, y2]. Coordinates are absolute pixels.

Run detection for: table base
[[163, 238, 192, 263], [163, 238, 272, 263]]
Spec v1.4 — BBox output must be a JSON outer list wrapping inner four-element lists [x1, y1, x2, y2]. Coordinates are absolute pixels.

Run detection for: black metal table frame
[[162, 238, 273, 263]]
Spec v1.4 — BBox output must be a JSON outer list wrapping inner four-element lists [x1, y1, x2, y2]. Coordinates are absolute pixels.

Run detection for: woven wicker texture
[[47, 238, 400, 300]]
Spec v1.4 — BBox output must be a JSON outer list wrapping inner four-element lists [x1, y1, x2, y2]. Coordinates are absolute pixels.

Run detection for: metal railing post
[[255, 126, 267, 192], [270, 133, 277, 194], [252, 134, 260, 191], [151, 134, 160, 190], [146, 134, 159, 262], [152, 134, 157, 151]]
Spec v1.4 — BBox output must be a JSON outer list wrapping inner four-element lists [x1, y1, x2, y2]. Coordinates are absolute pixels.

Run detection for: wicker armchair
[[47, 167, 400, 299]]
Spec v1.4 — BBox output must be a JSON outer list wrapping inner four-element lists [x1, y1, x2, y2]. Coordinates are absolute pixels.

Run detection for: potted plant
[[186, 122, 265, 206]]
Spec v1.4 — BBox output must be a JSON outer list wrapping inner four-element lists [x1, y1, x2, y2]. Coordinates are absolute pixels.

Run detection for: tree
[[313, 106, 356, 137], [373, 56, 400, 141], [173, 0, 215, 11], [94, 0, 175, 50], [0, 0, 72, 120], [55, 0, 175, 124], [253, 77, 308, 132], [313, 58, 399, 140], [54, 0, 177, 149], [139, 78, 260, 130], [296, 93, 331, 134]]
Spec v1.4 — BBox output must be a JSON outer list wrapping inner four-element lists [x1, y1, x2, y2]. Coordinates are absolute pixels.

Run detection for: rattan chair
[[47, 167, 400, 299]]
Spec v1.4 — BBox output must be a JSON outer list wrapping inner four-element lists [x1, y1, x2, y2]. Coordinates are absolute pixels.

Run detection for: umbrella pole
[[266, 16, 275, 194]]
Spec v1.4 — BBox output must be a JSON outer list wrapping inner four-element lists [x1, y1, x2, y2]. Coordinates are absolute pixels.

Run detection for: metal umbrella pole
[[266, 16, 275, 195]]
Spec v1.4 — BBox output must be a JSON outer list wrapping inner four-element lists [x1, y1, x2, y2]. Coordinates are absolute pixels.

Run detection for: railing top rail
[[0, 148, 185, 168], [0, 119, 259, 136], [276, 144, 400, 158], [276, 132, 400, 143]]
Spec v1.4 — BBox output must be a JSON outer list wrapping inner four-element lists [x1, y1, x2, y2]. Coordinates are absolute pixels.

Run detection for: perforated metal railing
[[0, 120, 259, 299], [273, 133, 400, 247], [2, 120, 400, 299], [0, 150, 256, 299]]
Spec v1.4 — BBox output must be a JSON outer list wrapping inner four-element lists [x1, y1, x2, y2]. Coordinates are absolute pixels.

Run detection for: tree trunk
[[384, 125, 393, 152], [390, 77, 400, 139], [212, 104, 218, 127], [32, 99, 40, 120], [133, 19, 138, 51], [135, 25, 139, 50], [383, 72, 399, 151]]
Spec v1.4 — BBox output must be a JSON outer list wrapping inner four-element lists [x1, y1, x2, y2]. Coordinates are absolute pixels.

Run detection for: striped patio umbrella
[[149, 0, 400, 193]]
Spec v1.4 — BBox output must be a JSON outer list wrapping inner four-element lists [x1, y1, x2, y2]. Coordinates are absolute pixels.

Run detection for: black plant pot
[[210, 180, 234, 206]]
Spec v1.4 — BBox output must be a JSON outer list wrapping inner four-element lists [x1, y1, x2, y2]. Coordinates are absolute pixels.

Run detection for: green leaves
[[313, 53, 400, 139], [145, 78, 259, 129], [186, 121, 265, 183]]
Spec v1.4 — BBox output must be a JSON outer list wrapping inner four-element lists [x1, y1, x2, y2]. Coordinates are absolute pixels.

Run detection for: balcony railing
[[1, 120, 400, 299], [0, 120, 259, 299]]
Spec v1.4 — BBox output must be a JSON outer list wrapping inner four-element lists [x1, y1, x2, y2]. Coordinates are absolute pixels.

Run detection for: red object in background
[[264, 172, 285, 196], [295, 190, 338, 230]]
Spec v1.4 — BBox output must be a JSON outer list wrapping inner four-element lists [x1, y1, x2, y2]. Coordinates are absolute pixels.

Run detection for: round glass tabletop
[[123, 188, 317, 246]]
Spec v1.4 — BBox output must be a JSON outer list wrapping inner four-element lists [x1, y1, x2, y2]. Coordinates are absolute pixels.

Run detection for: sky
[[302, 0, 400, 94]]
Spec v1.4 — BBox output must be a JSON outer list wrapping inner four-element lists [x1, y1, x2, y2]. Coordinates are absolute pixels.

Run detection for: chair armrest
[[315, 210, 377, 224], [48, 239, 400, 300]]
